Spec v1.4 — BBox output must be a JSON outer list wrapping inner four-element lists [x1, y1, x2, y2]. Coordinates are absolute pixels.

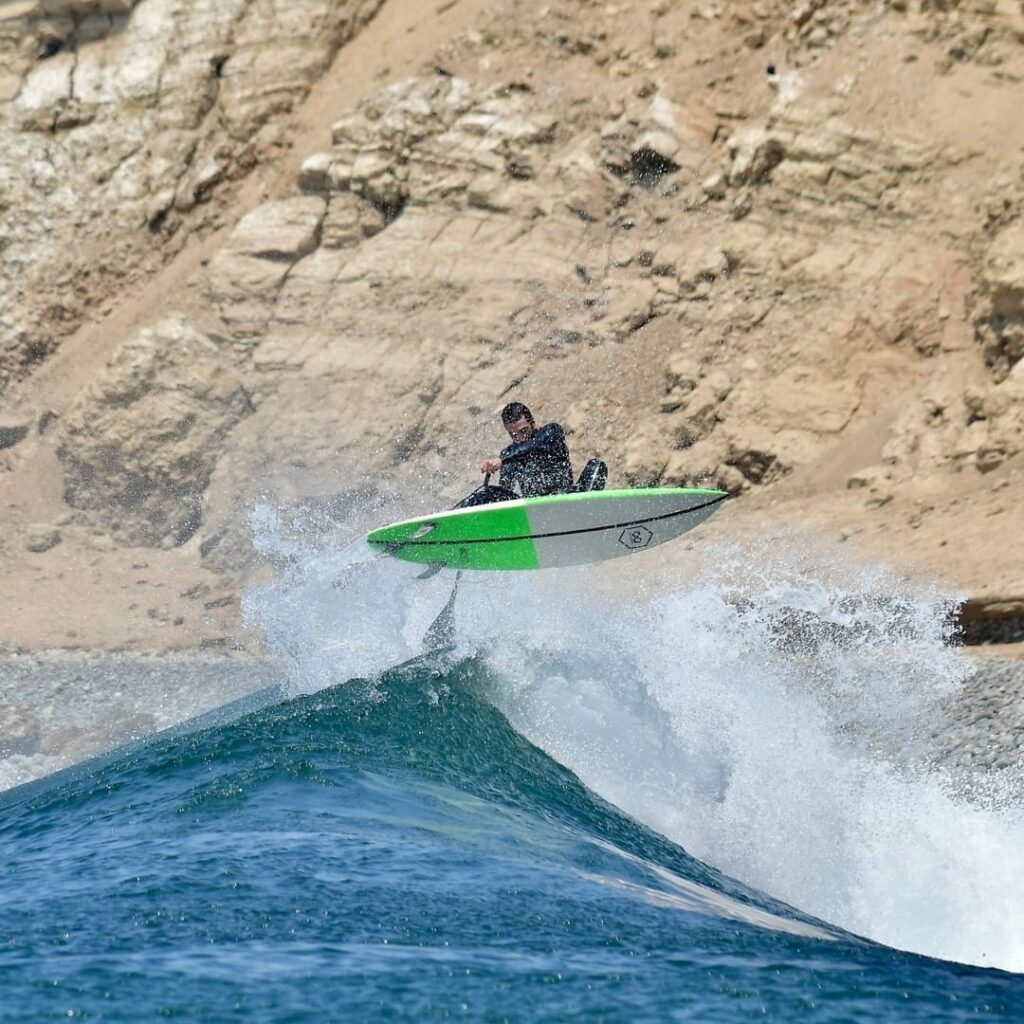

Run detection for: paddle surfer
[[479, 402, 574, 498]]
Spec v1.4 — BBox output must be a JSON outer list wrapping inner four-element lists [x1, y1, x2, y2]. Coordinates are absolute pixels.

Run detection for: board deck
[[367, 488, 728, 571]]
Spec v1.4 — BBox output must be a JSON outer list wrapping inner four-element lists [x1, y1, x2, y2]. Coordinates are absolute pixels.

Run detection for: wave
[[3, 637, 1024, 1018], [0, 659, 848, 1020], [243, 502, 1024, 974]]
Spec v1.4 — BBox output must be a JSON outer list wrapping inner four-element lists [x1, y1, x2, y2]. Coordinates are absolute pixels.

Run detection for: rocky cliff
[[1, 0, 1022, 652]]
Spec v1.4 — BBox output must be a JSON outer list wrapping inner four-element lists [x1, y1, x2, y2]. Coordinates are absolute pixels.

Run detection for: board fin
[[415, 562, 446, 580]]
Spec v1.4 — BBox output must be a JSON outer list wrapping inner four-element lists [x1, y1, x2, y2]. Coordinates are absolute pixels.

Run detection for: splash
[[243, 502, 1024, 972]]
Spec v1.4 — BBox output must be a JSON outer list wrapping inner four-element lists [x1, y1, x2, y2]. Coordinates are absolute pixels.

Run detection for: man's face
[[505, 415, 535, 443]]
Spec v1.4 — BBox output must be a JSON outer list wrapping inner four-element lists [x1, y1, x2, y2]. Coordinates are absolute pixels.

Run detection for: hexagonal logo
[[619, 525, 653, 550]]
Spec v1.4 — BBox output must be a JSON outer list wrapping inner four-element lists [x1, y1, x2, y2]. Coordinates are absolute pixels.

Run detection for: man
[[479, 402, 574, 498]]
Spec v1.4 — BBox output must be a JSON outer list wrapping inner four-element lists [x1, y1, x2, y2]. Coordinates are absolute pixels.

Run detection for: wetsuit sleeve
[[500, 423, 566, 465]]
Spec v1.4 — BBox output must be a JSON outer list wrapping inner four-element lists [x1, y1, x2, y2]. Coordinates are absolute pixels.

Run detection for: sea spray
[[0, 653, 271, 793], [473, 556, 1024, 972], [242, 502, 1024, 971]]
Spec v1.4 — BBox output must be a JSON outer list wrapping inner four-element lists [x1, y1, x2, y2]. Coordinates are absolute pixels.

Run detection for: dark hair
[[501, 402, 533, 425]]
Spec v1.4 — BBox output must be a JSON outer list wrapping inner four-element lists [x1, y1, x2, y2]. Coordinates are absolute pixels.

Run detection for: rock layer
[[59, 316, 254, 547], [0, 0, 1022, 651], [0, 0, 384, 392]]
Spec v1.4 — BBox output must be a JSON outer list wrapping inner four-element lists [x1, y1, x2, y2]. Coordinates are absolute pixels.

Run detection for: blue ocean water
[[3, 654, 1023, 1022], [4, 513, 1024, 1020]]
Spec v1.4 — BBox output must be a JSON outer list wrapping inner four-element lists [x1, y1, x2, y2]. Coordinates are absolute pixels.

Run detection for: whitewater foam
[[0, 653, 272, 792], [243, 503, 1024, 972]]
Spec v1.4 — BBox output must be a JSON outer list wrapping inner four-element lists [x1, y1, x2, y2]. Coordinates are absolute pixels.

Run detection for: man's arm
[[499, 423, 566, 465]]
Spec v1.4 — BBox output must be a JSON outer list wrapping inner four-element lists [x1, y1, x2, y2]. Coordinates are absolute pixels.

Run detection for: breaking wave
[[243, 501, 1024, 973]]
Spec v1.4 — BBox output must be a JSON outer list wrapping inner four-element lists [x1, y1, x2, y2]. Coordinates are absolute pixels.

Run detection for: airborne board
[[367, 488, 728, 571]]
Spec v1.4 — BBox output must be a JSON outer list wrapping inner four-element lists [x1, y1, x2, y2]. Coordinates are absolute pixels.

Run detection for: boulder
[[58, 317, 254, 547], [205, 196, 327, 336], [958, 360, 1024, 471], [978, 222, 1024, 372], [299, 152, 333, 192], [15, 53, 74, 122], [726, 128, 785, 186], [226, 196, 326, 261], [984, 223, 1024, 318]]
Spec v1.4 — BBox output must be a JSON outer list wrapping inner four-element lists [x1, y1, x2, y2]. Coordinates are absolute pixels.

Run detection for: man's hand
[[480, 458, 502, 474]]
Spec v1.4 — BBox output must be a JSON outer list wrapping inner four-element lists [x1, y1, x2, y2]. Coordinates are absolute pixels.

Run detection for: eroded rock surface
[[0, 0, 1023, 650], [58, 316, 254, 546], [0, 0, 384, 392]]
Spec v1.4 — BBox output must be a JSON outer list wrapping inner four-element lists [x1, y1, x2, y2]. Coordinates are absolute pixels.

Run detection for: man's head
[[501, 401, 535, 443]]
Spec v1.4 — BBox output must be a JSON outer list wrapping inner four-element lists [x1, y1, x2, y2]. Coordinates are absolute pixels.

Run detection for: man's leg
[[575, 458, 608, 492]]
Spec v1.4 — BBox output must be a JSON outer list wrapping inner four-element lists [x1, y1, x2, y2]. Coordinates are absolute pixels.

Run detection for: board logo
[[619, 525, 653, 550]]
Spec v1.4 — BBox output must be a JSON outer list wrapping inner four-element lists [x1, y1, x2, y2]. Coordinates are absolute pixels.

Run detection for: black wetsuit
[[499, 422, 573, 497]]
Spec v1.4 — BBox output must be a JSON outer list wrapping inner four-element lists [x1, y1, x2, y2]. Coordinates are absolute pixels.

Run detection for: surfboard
[[367, 488, 728, 571]]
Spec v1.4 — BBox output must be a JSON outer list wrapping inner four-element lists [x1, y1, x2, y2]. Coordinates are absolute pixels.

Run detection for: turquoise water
[[4, 511, 1024, 1020], [3, 654, 1024, 1022]]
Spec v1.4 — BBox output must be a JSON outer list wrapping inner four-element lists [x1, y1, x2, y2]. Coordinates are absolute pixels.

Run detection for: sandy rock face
[[58, 16, 1024, 553], [0, 0, 383, 393], [2, 0, 1024, 650], [977, 221, 1024, 375], [58, 316, 253, 546], [206, 195, 328, 340]]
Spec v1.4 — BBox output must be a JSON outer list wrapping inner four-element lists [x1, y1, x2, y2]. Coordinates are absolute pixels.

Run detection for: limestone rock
[[4, 0, 1024, 632], [0, 0, 385, 394], [726, 128, 785, 186], [665, 355, 701, 392], [596, 279, 661, 338], [651, 241, 731, 292], [958, 360, 1024, 471], [712, 424, 791, 488], [977, 221, 1024, 374], [320, 193, 372, 249], [701, 172, 727, 199], [206, 196, 327, 337], [299, 152, 333, 192], [58, 317, 254, 546], [984, 206, 1022, 267], [879, 353, 1024, 475], [847, 465, 893, 490], [847, 464, 895, 506], [319, 74, 558, 223], [621, 419, 672, 485], [227, 197, 326, 260]]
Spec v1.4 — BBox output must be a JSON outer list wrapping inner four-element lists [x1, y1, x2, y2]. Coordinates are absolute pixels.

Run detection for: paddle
[[421, 471, 494, 648], [423, 569, 462, 651]]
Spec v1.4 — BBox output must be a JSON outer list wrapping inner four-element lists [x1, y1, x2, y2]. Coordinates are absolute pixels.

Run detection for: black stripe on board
[[381, 493, 729, 548]]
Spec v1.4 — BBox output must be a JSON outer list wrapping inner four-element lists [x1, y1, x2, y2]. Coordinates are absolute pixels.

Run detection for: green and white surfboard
[[367, 488, 728, 571]]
